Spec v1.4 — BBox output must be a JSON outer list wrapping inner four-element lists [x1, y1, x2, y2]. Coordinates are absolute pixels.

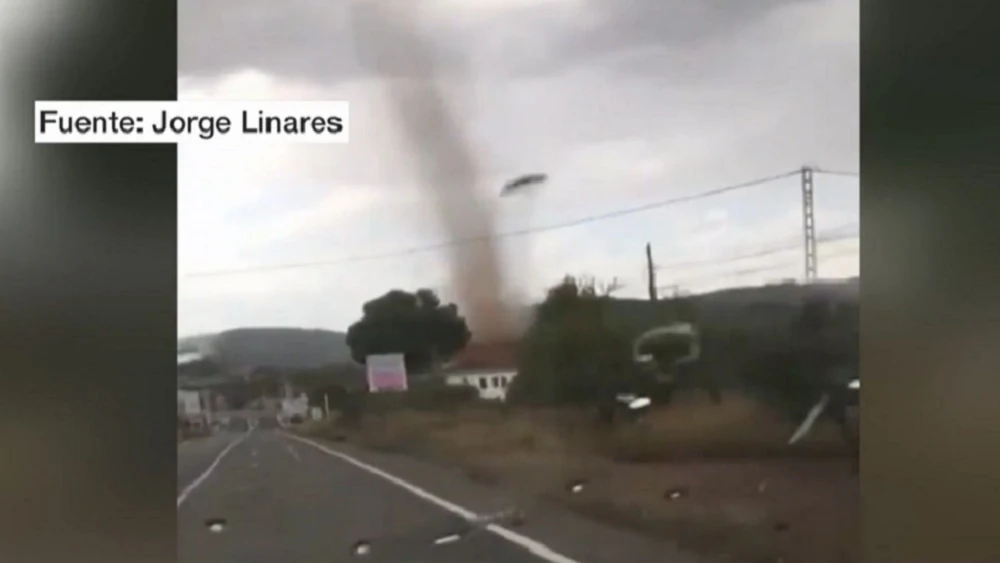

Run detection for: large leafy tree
[[345, 289, 471, 373], [509, 275, 637, 406], [742, 296, 859, 422]]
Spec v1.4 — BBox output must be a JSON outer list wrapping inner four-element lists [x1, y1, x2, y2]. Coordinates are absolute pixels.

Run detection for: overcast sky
[[177, 0, 859, 338]]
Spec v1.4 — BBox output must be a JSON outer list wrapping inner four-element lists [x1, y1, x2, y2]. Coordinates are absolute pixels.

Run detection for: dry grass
[[311, 397, 857, 563], [346, 395, 848, 461], [597, 394, 849, 461]]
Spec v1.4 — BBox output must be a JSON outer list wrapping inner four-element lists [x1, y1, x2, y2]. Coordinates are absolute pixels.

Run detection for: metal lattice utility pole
[[801, 166, 818, 282]]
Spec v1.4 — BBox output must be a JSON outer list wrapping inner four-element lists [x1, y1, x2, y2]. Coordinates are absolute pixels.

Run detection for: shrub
[[403, 378, 479, 411], [335, 377, 479, 426], [509, 276, 639, 407]]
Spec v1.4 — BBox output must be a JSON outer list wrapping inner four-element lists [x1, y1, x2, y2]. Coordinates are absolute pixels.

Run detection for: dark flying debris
[[501, 173, 548, 196]]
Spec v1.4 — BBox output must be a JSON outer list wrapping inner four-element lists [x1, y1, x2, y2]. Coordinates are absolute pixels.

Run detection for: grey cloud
[[178, 0, 857, 333], [178, 0, 504, 81], [179, 0, 360, 80], [178, 0, 824, 83], [538, 0, 826, 74]]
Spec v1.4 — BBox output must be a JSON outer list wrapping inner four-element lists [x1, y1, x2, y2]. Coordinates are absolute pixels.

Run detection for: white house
[[445, 369, 517, 401], [177, 389, 202, 416], [177, 388, 213, 429], [442, 342, 519, 401], [280, 394, 310, 420]]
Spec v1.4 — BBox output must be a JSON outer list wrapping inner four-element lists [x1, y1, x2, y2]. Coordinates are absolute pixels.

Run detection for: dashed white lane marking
[[177, 427, 254, 508], [285, 444, 301, 462], [283, 432, 584, 563]]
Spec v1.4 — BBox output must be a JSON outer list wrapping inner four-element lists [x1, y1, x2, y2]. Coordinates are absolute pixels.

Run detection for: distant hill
[[603, 277, 859, 337], [601, 278, 859, 389], [177, 278, 857, 379], [177, 333, 217, 356], [178, 328, 352, 375]]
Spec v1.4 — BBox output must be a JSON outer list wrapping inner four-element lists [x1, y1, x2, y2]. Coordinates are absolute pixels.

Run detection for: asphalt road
[[177, 426, 578, 563]]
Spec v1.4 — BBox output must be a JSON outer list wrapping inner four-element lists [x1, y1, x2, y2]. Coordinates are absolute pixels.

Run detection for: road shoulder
[[285, 432, 714, 563]]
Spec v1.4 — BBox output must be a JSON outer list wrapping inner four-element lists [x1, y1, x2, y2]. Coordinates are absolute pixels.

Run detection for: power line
[[654, 226, 858, 272], [820, 247, 860, 260], [184, 169, 802, 279], [814, 168, 860, 178], [661, 246, 859, 290], [660, 262, 794, 291]]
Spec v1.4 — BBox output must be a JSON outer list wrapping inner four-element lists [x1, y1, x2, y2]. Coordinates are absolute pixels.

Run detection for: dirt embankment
[[298, 396, 858, 563]]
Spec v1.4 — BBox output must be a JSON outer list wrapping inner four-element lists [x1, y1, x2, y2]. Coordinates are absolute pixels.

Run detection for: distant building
[[177, 389, 202, 416], [443, 342, 519, 401], [177, 388, 213, 429]]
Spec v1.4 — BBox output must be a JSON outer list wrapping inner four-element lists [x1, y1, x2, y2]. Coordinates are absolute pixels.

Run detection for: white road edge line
[[283, 432, 584, 563], [177, 426, 254, 508]]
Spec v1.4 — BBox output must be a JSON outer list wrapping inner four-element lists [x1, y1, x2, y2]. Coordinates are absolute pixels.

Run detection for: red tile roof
[[447, 341, 519, 371]]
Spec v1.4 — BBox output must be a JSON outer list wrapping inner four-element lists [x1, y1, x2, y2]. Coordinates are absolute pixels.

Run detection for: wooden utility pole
[[645, 242, 658, 301]]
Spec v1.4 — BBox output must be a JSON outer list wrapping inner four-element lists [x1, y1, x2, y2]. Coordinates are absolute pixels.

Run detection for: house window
[[491, 376, 500, 388], [478, 377, 488, 389]]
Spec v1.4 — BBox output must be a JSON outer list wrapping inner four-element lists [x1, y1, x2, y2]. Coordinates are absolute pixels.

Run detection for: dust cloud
[[350, 0, 521, 342]]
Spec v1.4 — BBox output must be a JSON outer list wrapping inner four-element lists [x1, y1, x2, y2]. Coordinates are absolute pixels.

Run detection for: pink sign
[[365, 354, 408, 392]]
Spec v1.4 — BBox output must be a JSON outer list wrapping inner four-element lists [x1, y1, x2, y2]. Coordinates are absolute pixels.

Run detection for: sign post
[[365, 353, 408, 392]]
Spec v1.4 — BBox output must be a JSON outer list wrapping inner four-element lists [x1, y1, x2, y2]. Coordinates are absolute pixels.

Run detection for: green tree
[[508, 276, 638, 406], [741, 295, 859, 421], [345, 288, 471, 373]]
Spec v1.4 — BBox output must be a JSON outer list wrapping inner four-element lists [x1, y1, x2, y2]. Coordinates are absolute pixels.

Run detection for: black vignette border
[[0, 1, 178, 562]]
